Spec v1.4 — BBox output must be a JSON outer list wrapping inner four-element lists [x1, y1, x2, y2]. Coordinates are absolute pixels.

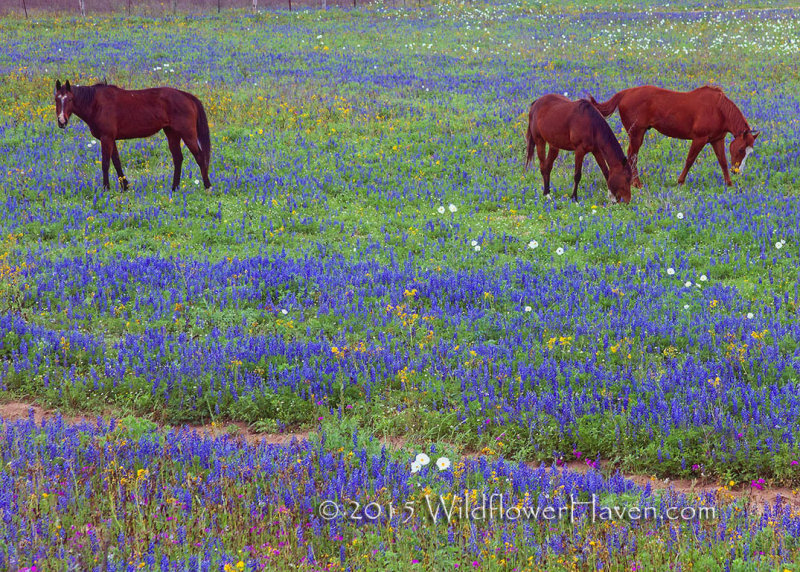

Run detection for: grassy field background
[[2, 1, 800, 569]]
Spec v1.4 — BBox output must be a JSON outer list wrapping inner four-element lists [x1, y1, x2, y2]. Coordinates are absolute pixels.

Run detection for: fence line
[[0, 0, 394, 16]]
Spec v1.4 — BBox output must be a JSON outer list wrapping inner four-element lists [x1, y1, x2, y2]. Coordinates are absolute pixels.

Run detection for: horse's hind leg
[[535, 140, 547, 194], [183, 137, 211, 190], [100, 138, 113, 190], [572, 149, 586, 202], [110, 142, 129, 191], [541, 144, 558, 197], [626, 128, 646, 188], [164, 129, 184, 191], [677, 139, 706, 186]]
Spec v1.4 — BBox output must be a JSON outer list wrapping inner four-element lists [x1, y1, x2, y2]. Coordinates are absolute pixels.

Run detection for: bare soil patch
[[2, 400, 797, 512]]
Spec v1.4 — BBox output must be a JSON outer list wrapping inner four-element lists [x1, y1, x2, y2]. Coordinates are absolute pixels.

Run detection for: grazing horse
[[525, 94, 632, 204], [54, 80, 212, 191], [589, 85, 759, 187]]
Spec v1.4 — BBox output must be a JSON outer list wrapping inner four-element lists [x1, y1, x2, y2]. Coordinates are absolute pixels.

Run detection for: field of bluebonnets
[[3, 0, 800, 569]]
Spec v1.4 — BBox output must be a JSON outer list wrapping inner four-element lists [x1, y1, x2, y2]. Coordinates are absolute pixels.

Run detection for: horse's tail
[[589, 92, 624, 118], [525, 101, 536, 171], [193, 97, 212, 170]]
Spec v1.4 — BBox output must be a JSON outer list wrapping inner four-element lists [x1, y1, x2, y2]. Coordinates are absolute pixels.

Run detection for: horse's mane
[[580, 100, 627, 167], [715, 88, 750, 135], [73, 82, 114, 109]]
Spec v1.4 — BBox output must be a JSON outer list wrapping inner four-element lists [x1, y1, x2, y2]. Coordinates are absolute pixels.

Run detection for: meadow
[[2, 1, 800, 569]]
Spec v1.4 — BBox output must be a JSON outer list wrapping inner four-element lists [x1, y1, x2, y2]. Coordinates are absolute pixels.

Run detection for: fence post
[[252, 0, 257, 12], [22, 0, 28, 18], [78, 0, 86, 17]]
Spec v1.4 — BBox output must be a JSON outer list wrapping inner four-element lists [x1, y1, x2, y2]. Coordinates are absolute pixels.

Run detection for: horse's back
[[616, 85, 730, 139], [531, 95, 599, 126], [529, 93, 577, 126], [529, 94, 611, 151], [95, 86, 198, 139], [623, 85, 724, 107]]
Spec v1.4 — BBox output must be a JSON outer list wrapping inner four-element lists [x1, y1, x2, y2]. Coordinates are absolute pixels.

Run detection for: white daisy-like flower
[[524, 306, 532, 312], [415, 453, 430, 466], [528, 240, 538, 249], [667, 268, 675, 275], [747, 312, 754, 319], [448, 204, 457, 213], [471, 240, 478, 247], [194, 179, 200, 185], [683, 304, 690, 309], [556, 247, 564, 256], [474, 245, 481, 252], [436, 457, 451, 471], [677, 212, 684, 220], [411, 461, 422, 474], [776, 241, 783, 249], [281, 309, 288, 315], [579, 216, 584, 222], [437, 206, 445, 214], [700, 275, 708, 282], [684, 281, 692, 288]]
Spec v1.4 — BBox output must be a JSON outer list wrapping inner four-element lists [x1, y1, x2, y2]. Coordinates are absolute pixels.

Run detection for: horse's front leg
[[710, 138, 732, 186], [591, 150, 609, 180], [111, 142, 129, 191], [572, 149, 586, 202], [677, 139, 707, 186]]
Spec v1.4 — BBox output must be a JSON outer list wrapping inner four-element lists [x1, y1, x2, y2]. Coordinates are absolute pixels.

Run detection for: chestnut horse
[[525, 94, 632, 203], [589, 85, 759, 187], [54, 80, 212, 191]]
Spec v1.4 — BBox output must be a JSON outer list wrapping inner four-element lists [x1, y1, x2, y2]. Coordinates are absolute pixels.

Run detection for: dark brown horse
[[54, 80, 212, 191], [525, 94, 632, 204], [589, 85, 759, 187]]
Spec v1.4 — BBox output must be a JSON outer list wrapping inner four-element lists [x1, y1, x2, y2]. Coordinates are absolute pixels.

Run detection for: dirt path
[[538, 459, 800, 513], [0, 400, 309, 445], [2, 400, 797, 512]]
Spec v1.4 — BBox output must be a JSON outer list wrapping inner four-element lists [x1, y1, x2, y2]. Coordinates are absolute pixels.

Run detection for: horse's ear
[[65, 80, 71, 92], [56, 80, 61, 91], [751, 129, 760, 139]]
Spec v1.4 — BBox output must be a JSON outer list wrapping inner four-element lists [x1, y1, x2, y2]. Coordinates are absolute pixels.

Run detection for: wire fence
[[0, 0, 411, 17]]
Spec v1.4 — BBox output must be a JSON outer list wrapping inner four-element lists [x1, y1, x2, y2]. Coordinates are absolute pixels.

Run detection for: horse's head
[[607, 165, 632, 204], [54, 80, 74, 129], [730, 129, 760, 174]]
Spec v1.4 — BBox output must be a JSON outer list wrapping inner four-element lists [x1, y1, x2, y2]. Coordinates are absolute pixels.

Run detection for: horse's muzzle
[[57, 120, 67, 129]]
